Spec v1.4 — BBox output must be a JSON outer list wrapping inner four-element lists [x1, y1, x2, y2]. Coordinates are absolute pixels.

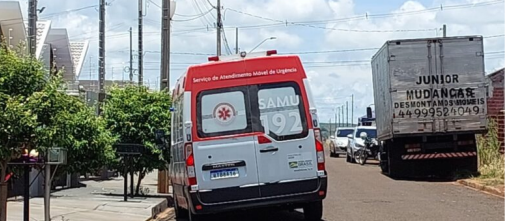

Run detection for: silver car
[[329, 128, 354, 158]]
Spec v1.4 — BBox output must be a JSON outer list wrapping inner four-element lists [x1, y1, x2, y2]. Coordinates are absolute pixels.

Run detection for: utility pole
[[89, 56, 93, 82], [341, 105, 344, 128], [28, 0, 37, 56], [129, 27, 133, 82], [334, 110, 337, 131], [138, 0, 143, 86], [337, 107, 340, 128], [25, 1, 37, 221], [235, 27, 239, 54], [98, 0, 106, 116], [443, 24, 447, 37], [351, 94, 354, 126], [216, 0, 222, 56], [160, 0, 170, 90], [329, 118, 332, 138], [44, 162, 50, 221], [346, 101, 349, 127]]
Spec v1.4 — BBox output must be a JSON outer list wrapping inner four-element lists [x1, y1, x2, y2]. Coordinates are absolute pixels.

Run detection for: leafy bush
[[476, 118, 504, 182]]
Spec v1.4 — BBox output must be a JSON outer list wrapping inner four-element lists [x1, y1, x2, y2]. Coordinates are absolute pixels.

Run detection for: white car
[[346, 126, 379, 163], [329, 128, 354, 158]]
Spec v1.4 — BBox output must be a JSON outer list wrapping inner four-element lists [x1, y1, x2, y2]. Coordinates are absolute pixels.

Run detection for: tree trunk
[[135, 170, 146, 196], [0, 161, 8, 221]]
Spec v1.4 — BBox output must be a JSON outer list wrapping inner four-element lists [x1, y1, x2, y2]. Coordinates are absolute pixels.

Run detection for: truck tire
[[303, 200, 323, 221], [386, 140, 404, 178], [379, 143, 389, 174]]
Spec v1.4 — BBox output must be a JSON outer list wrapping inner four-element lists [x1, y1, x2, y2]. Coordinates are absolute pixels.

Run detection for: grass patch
[[475, 118, 505, 186]]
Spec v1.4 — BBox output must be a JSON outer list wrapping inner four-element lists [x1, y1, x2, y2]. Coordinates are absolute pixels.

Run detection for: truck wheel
[[379, 149, 389, 174], [303, 200, 323, 221]]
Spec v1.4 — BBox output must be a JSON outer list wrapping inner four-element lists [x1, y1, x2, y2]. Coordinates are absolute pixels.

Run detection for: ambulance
[[169, 50, 327, 221]]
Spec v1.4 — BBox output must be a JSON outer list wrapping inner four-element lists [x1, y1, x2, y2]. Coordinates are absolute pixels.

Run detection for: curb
[[457, 179, 505, 198], [148, 198, 169, 220]]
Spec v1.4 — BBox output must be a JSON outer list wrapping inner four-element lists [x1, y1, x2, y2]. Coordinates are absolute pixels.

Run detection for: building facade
[[487, 68, 505, 153]]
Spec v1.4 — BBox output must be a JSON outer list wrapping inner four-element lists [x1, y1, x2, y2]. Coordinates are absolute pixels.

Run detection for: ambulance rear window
[[196, 82, 308, 140], [197, 87, 254, 137], [257, 82, 308, 141]]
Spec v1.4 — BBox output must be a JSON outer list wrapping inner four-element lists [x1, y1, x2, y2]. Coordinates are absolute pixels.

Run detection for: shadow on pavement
[[175, 207, 315, 221], [382, 171, 477, 183]]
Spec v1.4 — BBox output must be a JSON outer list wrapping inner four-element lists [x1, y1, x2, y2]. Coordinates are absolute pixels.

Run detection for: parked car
[[329, 127, 354, 158], [346, 126, 378, 163]]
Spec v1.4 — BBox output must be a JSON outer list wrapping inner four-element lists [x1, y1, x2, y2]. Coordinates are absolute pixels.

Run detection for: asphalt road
[[168, 149, 504, 221]]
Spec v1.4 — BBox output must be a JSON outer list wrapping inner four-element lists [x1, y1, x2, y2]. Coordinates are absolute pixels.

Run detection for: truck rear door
[[390, 37, 487, 135], [389, 40, 435, 134], [433, 37, 487, 133]]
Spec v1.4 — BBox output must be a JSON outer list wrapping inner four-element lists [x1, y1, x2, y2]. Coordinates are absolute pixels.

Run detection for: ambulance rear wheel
[[303, 200, 323, 221]]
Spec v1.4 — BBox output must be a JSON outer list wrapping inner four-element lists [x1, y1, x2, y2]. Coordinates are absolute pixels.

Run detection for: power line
[[0, 5, 99, 24], [298, 0, 504, 25], [483, 34, 505, 38], [172, 7, 214, 22], [485, 51, 505, 54], [191, 0, 214, 27], [147, 0, 161, 9], [170, 0, 503, 33], [226, 8, 437, 33], [282, 48, 380, 55], [304, 60, 371, 64]]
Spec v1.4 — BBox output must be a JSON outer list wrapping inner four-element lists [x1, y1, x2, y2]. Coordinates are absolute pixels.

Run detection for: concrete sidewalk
[[7, 171, 169, 221]]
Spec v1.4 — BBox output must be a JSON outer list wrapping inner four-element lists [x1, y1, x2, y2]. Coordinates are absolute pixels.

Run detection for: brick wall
[[487, 68, 505, 153]]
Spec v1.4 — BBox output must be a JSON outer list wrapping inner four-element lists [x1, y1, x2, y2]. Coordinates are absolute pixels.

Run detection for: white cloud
[[2, 0, 503, 123]]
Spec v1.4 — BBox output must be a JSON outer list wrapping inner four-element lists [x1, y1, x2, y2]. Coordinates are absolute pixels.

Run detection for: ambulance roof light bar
[[207, 50, 278, 62]]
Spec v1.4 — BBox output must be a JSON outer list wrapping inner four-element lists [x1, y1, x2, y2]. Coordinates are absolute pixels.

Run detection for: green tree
[[27, 86, 117, 176], [0, 46, 116, 221], [104, 85, 171, 195], [0, 46, 48, 221]]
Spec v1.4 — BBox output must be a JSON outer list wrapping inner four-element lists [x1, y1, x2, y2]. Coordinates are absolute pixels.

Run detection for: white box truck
[[371, 36, 488, 178]]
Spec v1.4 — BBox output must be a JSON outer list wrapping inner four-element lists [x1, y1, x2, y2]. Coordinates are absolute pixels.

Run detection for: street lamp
[[249, 36, 276, 53]]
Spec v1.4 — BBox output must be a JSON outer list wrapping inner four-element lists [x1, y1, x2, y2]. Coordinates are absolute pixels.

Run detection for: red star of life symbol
[[218, 107, 231, 121], [214, 103, 235, 124]]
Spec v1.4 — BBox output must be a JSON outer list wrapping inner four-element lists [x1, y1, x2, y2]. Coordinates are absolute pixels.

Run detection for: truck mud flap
[[401, 151, 477, 160]]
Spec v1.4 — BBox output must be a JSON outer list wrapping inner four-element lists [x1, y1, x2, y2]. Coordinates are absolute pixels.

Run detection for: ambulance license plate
[[210, 168, 239, 180]]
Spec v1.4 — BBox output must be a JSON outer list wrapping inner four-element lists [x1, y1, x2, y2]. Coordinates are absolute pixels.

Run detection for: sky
[[3, 0, 505, 124]]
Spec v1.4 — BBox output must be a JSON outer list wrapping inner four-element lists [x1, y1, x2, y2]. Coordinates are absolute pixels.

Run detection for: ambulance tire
[[303, 200, 323, 221]]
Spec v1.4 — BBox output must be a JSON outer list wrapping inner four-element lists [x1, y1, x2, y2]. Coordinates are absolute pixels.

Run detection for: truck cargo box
[[371, 36, 488, 141]]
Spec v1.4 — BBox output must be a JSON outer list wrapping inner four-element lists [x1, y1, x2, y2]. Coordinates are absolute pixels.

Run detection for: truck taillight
[[314, 129, 325, 171], [185, 143, 197, 186]]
